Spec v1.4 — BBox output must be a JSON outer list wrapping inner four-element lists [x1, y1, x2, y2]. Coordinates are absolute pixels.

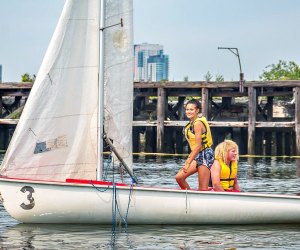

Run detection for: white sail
[[103, 0, 134, 171], [1, 0, 133, 181]]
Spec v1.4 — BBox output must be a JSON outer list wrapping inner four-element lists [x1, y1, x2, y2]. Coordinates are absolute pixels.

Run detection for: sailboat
[[0, 0, 300, 225]]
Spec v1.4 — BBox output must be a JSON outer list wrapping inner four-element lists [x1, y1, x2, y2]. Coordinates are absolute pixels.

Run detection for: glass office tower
[[134, 43, 169, 82]]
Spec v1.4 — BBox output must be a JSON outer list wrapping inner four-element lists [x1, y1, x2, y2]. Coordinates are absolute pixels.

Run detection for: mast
[[97, 0, 105, 181]]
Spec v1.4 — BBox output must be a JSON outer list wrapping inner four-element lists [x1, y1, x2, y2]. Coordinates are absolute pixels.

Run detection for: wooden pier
[[0, 82, 31, 151], [133, 80, 300, 156], [0, 81, 299, 156]]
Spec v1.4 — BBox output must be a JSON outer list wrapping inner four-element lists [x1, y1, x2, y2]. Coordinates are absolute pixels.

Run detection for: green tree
[[159, 79, 167, 83], [204, 71, 213, 82], [183, 76, 189, 81], [259, 60, 300, 80], [21, 73, 36, 82], [215, 73, 224, 82]]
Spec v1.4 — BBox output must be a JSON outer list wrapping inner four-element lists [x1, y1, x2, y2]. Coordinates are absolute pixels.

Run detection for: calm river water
[[0, 156, 300, 249]]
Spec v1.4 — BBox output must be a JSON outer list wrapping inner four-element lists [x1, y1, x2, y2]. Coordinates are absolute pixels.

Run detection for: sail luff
[[97, 0, 105, 181], [103, 0, 134, 171]]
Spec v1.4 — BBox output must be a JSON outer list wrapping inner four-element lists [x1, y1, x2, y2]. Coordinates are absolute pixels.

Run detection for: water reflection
[[1, 223, 300, 250], [296, 158, 300, 177]]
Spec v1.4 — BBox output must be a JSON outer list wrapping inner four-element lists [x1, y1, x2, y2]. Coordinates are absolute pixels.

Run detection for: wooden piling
[[157, 87, 166, 153], [248, 87, 256, 155], [0, 96, 2, 117], [267, 97, 273, 121], [201, 88, 209, 118], [295, 87, 300, 155]]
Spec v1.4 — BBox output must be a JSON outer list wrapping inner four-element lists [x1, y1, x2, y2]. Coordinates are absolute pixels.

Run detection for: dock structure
[[0, 81, 299, 156], [133, 80, 300, 156], [0, 82, 31, 151]]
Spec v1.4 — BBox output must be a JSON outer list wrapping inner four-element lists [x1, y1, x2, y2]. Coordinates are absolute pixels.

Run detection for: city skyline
[[134, 43, 169, 82], [0, 0, 300, 82]]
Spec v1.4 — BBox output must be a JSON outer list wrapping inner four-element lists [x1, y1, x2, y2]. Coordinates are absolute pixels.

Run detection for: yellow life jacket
[[184, 116, 213, 151], [219, 159, 238, 190]]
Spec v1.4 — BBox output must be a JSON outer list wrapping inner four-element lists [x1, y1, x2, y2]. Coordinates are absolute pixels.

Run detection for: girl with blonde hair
[[211, 139, 240, 192]]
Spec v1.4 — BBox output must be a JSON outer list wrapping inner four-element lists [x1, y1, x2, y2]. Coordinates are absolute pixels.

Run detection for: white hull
[[0, 178, 300, 225]]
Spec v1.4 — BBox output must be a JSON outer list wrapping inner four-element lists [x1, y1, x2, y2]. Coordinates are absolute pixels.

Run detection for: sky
[[0, 0, 300, 82]]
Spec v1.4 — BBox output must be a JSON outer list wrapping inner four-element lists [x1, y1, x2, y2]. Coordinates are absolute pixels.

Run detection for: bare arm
[[233, 177, 240, 191], [211, 160, 225, 191]]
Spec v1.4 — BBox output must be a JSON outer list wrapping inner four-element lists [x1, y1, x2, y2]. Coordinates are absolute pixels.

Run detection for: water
[[1, 156, 300, 249]]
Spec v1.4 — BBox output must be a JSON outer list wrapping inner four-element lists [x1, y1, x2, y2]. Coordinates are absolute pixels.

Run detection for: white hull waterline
[[1, 178, 300, 225]]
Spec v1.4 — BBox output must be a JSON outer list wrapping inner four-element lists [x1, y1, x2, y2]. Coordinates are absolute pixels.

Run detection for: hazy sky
[[1, 0, 300, 82]]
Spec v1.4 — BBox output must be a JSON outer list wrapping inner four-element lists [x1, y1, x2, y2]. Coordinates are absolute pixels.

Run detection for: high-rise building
[[0, 64, 2, 83], [134, 43, 169, 82]]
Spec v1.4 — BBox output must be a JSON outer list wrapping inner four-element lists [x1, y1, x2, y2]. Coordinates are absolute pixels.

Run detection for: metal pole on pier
[[218, 47, 244, 92]]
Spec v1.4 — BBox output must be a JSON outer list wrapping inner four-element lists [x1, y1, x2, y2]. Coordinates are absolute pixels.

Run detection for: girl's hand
[[183, 162, 190, 173]]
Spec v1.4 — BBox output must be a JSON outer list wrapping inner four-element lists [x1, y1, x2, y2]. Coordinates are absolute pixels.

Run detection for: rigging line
[[89, 155, 113, 192], [111, 160, 129, 230], [89, 181, 110, 193], [103, 154, 113, 181], [90, 156, 130, 232], [111, 184, 132, 232], [111, 180, 134, 232], [100, 18, 123, 31], [124, 182, 134, 232], [185, 188, 188, 214], [114, 194, 128, 230], [104, 134, 138, 184], [111, 182, 117, 240], [111, 157, 117, 235], [107, 157, 129, 231]]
